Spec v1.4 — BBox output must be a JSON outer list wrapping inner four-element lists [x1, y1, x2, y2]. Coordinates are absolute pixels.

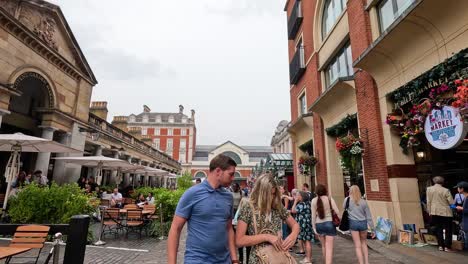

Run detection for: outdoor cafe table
[[119, 209, 153, 215], [0, 247, 31, 259]]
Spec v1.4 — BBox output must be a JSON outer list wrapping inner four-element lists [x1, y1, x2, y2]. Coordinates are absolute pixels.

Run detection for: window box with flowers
[[298, 155, 317, 176]]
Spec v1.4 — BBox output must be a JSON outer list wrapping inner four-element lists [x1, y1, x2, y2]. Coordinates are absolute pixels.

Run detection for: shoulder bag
[[328, 196, 341, 227], [248, 202, 297, 264], [339, 197, 350, 231]]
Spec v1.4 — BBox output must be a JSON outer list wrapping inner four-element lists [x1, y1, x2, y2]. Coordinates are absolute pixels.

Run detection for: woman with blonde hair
[[345, 185, 374, 264], [236, 174, 300, 264], [312, 184, 339, 264]]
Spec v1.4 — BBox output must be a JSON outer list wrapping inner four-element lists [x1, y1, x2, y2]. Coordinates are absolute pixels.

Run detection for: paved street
[[1, 223, 400, 264]]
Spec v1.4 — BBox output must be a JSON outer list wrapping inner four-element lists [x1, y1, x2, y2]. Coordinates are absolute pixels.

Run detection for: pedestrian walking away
[[167, 154, 239, 264], [426, 176, 454, 252], [345, 185, 375, 264], [312, 184, 339, 264]]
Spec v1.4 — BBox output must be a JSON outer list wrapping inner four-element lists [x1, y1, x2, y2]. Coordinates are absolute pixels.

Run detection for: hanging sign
[[424, 106, 468, 149]]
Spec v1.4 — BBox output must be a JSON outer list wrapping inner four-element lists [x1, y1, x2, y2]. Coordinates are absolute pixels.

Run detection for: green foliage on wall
[[325, 114, 358, 137]]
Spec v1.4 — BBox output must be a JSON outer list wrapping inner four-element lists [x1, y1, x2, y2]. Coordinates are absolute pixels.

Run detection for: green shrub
[[8, 183, 95, 224], [148, 220, 172, 238], [176, 171, 193, 190], [130, 186, 154, 199]]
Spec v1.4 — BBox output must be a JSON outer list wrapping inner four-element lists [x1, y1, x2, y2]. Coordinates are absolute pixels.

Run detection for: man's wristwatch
[[232, 260, 240, 264]]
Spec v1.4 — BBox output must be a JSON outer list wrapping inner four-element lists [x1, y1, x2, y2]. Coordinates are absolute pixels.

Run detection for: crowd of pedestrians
[[167, 153, 468, 264]]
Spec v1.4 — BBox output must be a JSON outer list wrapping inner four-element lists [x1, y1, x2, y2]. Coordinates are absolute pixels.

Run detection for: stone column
[[108, 151, 119, 186], [91, 145, 103, 182], [136, 160, 142, 187], [52, 132, 71, 184], [0, 109, 11, 128], [124, 156, 132, 187], [35, 127, 57, 177], [57, 122, 86, 184]]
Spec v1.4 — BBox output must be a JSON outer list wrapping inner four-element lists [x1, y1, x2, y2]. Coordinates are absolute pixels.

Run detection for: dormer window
[[182, 117, 188, 123], [129, 115, 136, 123], [156, 115, 162, 123], [142, 115, 149, 123], [168, 115, 174, 123]]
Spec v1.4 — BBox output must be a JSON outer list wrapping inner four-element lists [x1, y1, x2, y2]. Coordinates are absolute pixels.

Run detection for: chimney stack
[[179, 105, 184, 114], [90, 101, 108, 121], [191, 109, 195, 121], [111, 116, 129, 132], [143, 105, 151, 113]]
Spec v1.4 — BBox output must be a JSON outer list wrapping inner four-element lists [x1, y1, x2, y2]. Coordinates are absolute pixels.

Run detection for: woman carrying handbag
[[236, 174, 300, 264], [345, 186, 375, 264], [311, 184, 339, 264]]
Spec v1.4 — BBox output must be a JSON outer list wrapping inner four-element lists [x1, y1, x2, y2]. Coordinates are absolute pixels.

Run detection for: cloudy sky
[[50, 0, 291, 146]]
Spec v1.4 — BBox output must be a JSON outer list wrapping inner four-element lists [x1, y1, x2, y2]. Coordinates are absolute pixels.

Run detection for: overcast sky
[[50, 0, 290, 146]]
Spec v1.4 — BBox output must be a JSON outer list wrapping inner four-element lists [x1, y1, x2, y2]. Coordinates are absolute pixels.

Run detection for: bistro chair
[[101, 208, 122, 238], [6, 225, 50, 264], [125, 209, 144, 239], [124, 204, 138, 210], [123, 197, 134, 205], [99, 199, 110, 207]]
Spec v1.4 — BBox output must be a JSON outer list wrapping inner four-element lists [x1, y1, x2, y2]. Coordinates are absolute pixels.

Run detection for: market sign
[[424, 106, 468, 149]]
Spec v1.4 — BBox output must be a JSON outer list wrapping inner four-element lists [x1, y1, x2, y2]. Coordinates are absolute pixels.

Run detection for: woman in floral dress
[[292, 191, 314, 264], [236, 174, 300, 264]]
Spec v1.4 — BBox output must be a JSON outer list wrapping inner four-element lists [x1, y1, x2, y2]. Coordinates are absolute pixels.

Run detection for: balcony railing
[[289, 46, 306, 85], [287, 0, 303, 40]]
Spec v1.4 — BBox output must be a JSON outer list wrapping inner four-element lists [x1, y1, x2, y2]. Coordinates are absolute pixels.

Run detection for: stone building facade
[[0, 1, 180, 187], [271, 120, 293, 154], [112, 105, 196, 172], [284, 0, 468, 233], [190, 141, 272, 187]]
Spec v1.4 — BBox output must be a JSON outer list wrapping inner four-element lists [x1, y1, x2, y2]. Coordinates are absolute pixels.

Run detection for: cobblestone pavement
[[0, 223, 399, 264]]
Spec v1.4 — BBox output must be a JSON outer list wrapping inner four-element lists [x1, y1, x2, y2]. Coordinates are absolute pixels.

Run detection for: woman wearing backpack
[[345, 185, 375, 264]]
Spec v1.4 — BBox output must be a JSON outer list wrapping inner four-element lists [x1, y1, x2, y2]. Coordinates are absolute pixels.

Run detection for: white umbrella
[[122, 166, 168, 187], [53, 156, 138, 185], [0, 133, 82, 212]]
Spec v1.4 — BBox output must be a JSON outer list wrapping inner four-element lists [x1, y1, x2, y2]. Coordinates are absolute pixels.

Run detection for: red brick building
[[113, 105, 196, 171], [284, 0, 468, 233]]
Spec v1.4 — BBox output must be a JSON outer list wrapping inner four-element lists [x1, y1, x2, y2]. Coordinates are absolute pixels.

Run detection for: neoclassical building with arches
[[189, 141, 272, 186], [284, 0, 468, 234]]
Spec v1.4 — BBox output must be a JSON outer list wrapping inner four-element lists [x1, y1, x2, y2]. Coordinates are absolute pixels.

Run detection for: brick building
[[112, 105, 196, 171], [284, 0, 468, 234]]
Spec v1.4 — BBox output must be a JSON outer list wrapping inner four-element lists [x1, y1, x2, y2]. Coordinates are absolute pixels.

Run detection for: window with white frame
[[378, 0, 415, 32], [179, 151, 186, 163], [153, 138, 160, 149], [299, 93, 307, 115], [322, 0, 346, 39], [142, 115, 148, 122], [155, 128, 160, 135], [168, 115, 174, 123], [182, 117, 188, 123], [168, 128, 173, 136], [156, 115, 161, 123], [167, 138, 173, 150], [180, 138, 187, 151], [181, 129, 187, 136], [141, 128, 147, 135], [325, 42, 353, 88]]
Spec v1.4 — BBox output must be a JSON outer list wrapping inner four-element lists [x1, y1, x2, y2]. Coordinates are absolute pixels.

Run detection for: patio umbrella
[[53, 156, 138, 185], [122, 166, 168, 187], [0, 133, 82, 212]]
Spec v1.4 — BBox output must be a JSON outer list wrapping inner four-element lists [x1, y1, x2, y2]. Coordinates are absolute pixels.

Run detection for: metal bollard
[[94, 206, 106, 246], [52, 233, 63, 264], [159, 203, 166, 240]]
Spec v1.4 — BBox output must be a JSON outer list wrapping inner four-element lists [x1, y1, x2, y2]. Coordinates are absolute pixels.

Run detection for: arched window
[[221, 151, 242, 165], [194, 171, 207, 178], [234, 172, 241, 178], [322, 0, 346, 39]]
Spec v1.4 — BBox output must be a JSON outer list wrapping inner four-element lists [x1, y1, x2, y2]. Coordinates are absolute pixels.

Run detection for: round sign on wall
[[424, 106, 468, 150]]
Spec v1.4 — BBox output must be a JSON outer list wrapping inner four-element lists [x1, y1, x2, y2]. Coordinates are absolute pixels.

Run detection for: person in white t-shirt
[[111, 188, 123, 208], [146, 192, 155, 205]]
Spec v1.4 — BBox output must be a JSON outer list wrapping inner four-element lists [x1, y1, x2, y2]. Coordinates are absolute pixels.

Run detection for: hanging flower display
[[386, 77, 467, 153], [298, 155, 317, 175], [335, 134, 363, 173]]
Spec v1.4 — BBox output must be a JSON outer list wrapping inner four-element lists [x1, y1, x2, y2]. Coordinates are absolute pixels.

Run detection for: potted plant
[[298, 155, 317, 176]]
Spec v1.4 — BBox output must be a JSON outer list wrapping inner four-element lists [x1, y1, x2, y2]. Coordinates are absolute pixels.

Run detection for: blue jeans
[[282, 222, 290, 240]]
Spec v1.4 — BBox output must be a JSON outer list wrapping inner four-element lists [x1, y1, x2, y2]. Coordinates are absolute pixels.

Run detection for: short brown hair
[[209, 154, 237, 172]]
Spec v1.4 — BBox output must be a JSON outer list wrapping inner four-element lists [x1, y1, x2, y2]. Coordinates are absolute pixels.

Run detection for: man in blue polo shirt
[[168, 154, 239, 264]]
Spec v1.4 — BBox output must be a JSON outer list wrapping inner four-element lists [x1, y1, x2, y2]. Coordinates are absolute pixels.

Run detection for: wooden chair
[[143, 204, 158, 220], [6, 225, 50, 264], [124, 204, 138, 210], [99, 199, 110, 207], [123, 197, 134, 205], [101, 208, 122, 238], [125, 209, 144, 238]]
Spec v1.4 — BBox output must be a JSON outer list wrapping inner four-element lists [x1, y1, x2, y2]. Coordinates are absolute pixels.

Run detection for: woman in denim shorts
[[345, 185, 375, 264], [312, 184, 339, 264]]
